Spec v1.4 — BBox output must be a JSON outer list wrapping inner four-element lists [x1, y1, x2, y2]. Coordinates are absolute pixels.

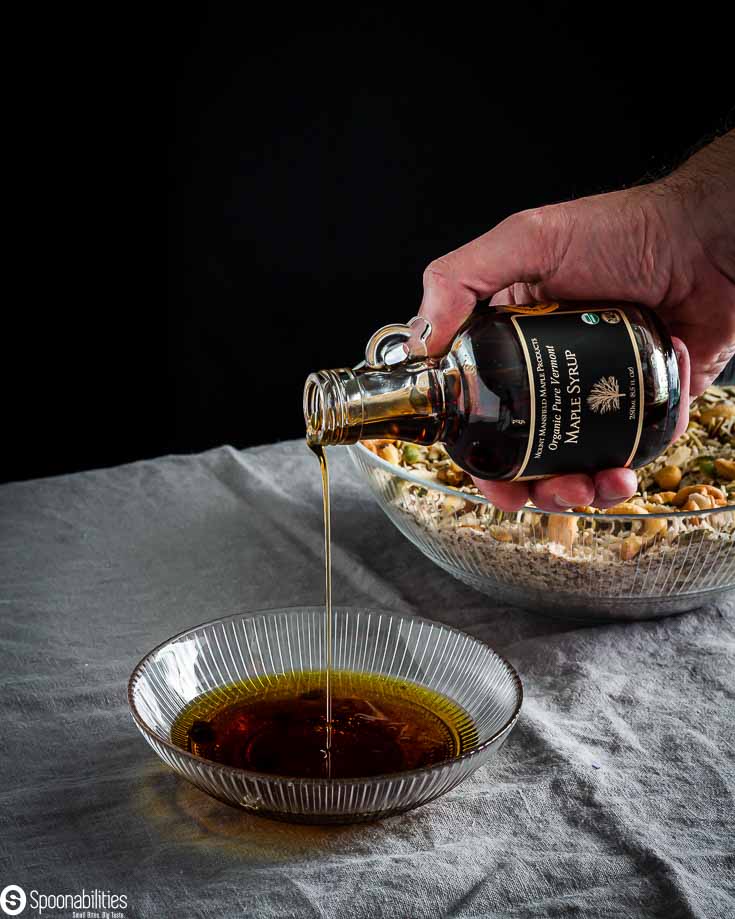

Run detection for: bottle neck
[[304, 364, 448, 446]]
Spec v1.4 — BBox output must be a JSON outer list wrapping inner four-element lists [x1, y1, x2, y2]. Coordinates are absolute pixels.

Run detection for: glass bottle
[[304, 302, 680, 481]]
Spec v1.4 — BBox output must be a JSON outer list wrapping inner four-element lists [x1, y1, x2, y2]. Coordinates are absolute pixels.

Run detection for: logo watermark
[[0, 885, 127, 917], [0, 887, 27, 917]]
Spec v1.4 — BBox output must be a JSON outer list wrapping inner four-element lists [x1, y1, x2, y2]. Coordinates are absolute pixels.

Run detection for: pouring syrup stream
[[307, 440, 332, 777]]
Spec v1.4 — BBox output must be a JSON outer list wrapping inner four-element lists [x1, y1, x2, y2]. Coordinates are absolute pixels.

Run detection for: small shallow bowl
[[128, 606, 522, 824], [350, 443, 735, 620]]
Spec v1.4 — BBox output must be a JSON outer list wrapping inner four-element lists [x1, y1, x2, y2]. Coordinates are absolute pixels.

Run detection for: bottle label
[[507, 307, 644, 480]]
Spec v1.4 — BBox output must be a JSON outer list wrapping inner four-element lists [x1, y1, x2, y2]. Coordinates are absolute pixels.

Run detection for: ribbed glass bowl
[[349, 444, 735, 620], [128, 607, 522, 824]]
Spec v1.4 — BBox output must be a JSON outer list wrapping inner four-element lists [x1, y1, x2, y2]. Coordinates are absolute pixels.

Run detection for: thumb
[[670, 336, 691, 443], [418, 207, 567, 355]]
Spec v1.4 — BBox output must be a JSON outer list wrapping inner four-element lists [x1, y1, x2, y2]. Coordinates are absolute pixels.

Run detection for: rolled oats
[[364, 385, 735, 597]]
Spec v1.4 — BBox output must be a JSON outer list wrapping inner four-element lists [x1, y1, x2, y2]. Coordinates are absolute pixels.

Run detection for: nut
[[378, 443, 401, 465], [620, 535, 643, 560], [573, 506, 596, 514], [441, 494, 466, 515], [673, 484, 726, 505], [714, 458, 735, 481], [684, 493, 714, 510], [438, 463, 466, 486], [603, 503, 648, 515], [649, 491, 678, 505], [643, 516, 668, 537], [654, 464, 683, 490], [489, 525, 512, 542], [666, 445, 692, 467], [547, 514, 577, 549], [701, 403, 735, 424]]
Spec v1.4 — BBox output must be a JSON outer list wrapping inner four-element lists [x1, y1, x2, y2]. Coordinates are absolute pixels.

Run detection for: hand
[[416, 131, 735, 511]]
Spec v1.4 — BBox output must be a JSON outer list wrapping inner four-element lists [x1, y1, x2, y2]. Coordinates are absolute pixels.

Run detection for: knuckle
[[514, 206, 548, 229], [509, 204, 572, 276], [517, 203, 568, 240], [507, 206, 552, 239], [422, 257, 455, 288]]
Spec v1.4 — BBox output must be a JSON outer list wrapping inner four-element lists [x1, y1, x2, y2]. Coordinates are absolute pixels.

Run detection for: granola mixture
[[364, 386, 735, 597]]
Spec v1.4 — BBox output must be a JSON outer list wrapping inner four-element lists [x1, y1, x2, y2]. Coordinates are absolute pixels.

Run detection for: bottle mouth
[[303, 369, 363, 445]]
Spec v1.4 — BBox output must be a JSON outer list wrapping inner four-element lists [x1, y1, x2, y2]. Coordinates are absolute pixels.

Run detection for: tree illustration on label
[[587, 376, 624, 413]]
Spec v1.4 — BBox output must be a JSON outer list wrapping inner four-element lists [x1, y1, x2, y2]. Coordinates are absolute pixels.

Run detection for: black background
[[3, 5, 733, 483]]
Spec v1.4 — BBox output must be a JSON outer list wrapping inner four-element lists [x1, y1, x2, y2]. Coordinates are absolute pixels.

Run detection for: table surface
[[1, 442, 733, 919]]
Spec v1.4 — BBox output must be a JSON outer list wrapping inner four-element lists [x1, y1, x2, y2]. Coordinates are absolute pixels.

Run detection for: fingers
[[418, 208, 566, 355], [663, 309, 735, 399], [670, 336, 691, 441], [471, 477, 530, 512], [472, 469, 638, 513], [529, 474, 595, 512], [591, 468, 639, 509], [489, 283, 538, 307], [417, 257, 477, 357]]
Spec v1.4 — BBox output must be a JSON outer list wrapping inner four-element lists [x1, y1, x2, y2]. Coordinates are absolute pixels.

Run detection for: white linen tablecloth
[[1, 441, 733, 918]]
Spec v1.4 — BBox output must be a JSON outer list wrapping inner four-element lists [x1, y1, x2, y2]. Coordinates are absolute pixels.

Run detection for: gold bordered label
[[509, 308, 645, 480], [502, 301, 560, 315]]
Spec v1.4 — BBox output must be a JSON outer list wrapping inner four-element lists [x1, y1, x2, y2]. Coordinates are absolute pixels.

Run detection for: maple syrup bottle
[[304, 302, 681, 481]]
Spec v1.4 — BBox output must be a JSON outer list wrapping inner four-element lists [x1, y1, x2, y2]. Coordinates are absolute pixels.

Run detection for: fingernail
[[671, 337, 687, 361], [596, 482, 632, 502], [553, 493, 575, 509]]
